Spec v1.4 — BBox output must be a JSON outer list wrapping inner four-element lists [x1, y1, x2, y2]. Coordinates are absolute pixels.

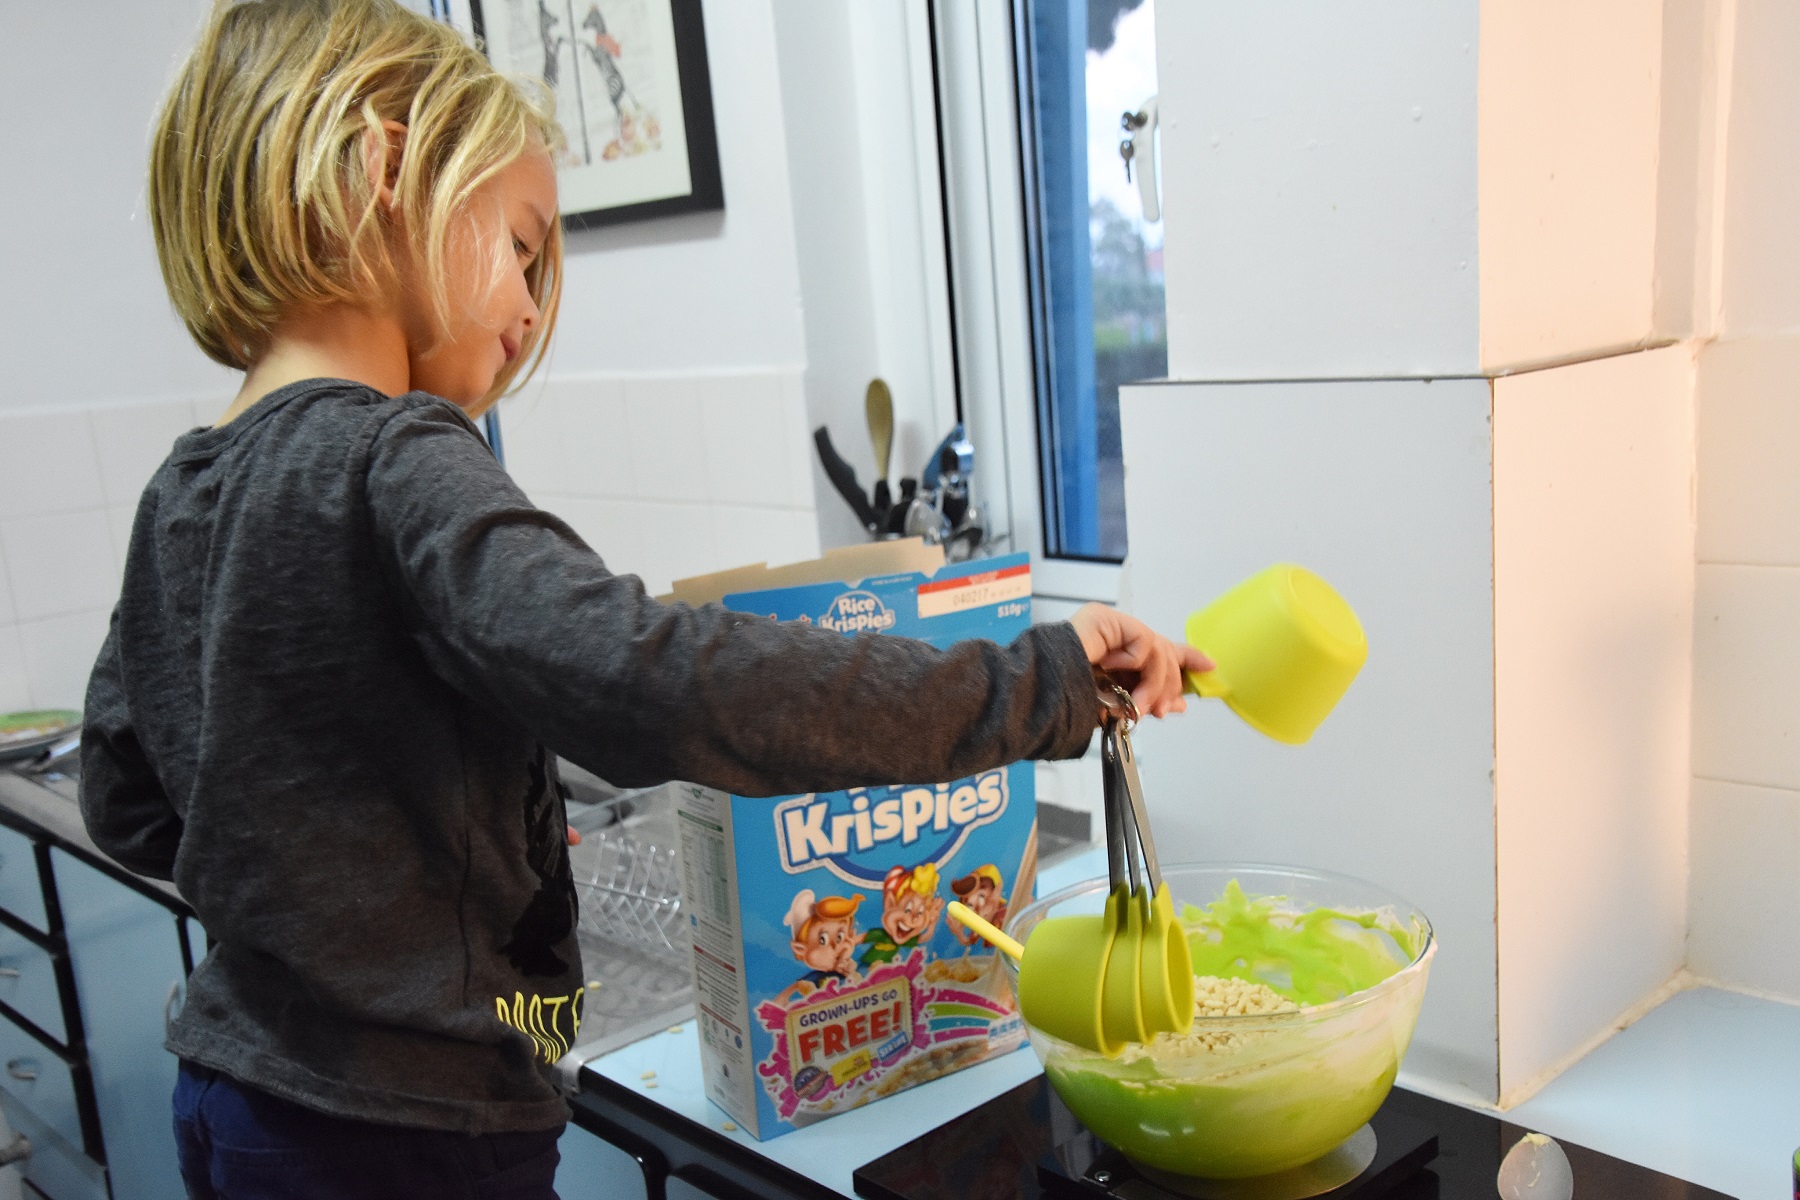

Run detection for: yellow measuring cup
[[951, 683, 1193, 1057], [1184, 564, 1367, 744], [952, 899, 1124, 1054], [947, 890, 1163, 1057]]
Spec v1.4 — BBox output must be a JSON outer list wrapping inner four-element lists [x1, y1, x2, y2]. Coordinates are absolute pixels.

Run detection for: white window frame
[[927, 0, 1123, 606]]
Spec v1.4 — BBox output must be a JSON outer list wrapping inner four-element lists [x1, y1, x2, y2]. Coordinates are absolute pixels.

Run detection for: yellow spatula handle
[[947, 902, 1023, 961]]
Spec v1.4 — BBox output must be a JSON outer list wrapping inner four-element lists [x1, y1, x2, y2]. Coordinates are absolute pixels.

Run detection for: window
[[929, 0, 1162, 598], [1016, 0, 1165, 563]]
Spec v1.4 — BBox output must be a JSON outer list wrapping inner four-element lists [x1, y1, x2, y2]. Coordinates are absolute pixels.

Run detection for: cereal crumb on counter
[[640, 1070, 656, 1081], [644, 1080, 658, 1089], [721, 1122, 737, 1132], [667, 1025, 684, 1034], [586, 980, 604, 990]]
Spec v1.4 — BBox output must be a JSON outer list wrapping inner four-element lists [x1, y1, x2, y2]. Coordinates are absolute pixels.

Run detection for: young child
[[81, 2, 1206, 1196]]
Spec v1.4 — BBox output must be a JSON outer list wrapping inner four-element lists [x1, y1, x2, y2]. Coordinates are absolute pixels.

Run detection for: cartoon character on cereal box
[[778, 890, 865, 1003], [949, 864, 1007, 949], [857, 863, 943, 970]]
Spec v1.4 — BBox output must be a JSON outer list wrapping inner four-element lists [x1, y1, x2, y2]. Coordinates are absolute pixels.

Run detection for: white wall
[[1120, 378, 1502, 1100], [0, 0, 225, 709], [1492, 346, 1695, 1100], [1154, 1, 1481, 380], [0, 397, 221, 712], [0, 0, 234, 414], [769, 0, 959, 551], [0, 0, 825, 707], [1152, 0, 1713, 381], [1685, 0, 1800, 1007], [1476, 0, 1706, 371], [499, 369, 820, 597], [1142, 0, 1716, 1109]]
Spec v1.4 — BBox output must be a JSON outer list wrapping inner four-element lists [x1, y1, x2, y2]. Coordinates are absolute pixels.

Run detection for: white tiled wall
[[1689, 778, 1800, 1000], [1690, 335, 1800, 1002], [497, 368, 821, 596], [0, 396, 226, 712], [1681, 0, 1800, 1006]]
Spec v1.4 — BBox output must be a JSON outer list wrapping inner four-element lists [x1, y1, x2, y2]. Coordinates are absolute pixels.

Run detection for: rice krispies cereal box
[[672, 551, 1038, 1139]]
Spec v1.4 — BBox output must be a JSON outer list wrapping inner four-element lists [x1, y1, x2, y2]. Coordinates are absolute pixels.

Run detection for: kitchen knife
[[813, 427, 880, 532]]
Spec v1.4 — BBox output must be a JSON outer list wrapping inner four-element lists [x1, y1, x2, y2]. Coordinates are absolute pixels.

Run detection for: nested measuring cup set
[[948, 563, 1369, 1057]]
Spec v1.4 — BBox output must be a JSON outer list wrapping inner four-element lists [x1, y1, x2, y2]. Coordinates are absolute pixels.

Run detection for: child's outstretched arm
[[367, 404, 1200, 797]]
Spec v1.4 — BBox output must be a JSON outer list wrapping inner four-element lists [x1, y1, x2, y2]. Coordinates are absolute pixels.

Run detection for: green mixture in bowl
[[1027, 870, 1434, 1180], [1182, 878, 1422, 1006]]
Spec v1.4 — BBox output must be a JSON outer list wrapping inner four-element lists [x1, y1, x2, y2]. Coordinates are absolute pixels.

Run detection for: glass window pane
[[1020, 0, 1165, 562]]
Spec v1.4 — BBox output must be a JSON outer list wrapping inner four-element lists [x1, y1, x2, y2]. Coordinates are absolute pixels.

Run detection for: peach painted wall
[[1688, 0, 1800, 1000], [1477, 0, 1717, 372], [1493, 346, 1696, 1102]]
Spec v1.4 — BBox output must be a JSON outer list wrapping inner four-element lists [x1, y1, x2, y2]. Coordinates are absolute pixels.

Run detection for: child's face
[[399, 148, 557, 411]]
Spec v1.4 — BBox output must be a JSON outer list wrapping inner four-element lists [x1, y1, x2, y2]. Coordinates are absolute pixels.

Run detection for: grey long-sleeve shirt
[[79, 379, 1097, 1134]]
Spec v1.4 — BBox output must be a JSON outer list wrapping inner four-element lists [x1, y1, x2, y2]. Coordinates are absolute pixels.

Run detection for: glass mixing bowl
[[1004, 863, 1435, 1180]]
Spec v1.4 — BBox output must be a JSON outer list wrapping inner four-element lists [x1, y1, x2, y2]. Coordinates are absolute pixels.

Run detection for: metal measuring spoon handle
[[1112, 722, 1163, 897], [1095, 673, 1138, 895], [1103, 721, 1145, 897], [1101, 718, 1129, 895]]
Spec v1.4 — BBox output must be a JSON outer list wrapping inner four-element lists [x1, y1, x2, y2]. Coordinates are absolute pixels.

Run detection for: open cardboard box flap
[[659, 538, 946, 607]]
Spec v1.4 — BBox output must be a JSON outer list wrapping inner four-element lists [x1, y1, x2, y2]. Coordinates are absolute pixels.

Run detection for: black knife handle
[[813, 427, 879, 531]]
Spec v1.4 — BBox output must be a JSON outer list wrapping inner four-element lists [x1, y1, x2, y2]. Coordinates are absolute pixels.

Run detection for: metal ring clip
[[1094, 670, 1140, 732]]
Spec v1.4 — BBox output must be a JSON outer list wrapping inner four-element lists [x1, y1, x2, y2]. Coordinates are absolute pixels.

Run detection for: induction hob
[[852, 1075, 1735, 1200]]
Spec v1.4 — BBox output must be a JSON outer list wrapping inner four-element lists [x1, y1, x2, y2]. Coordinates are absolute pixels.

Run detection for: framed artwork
[[467, 0, 724, 230]]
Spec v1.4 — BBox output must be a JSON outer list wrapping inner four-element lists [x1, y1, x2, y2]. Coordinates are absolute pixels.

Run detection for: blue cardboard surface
[[674, 553, 1038, 1139]]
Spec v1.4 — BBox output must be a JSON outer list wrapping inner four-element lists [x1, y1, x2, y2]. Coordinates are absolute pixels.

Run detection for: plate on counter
[[0, 710, 81, 765]]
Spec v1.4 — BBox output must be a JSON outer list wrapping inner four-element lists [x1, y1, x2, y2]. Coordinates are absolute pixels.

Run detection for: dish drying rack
[[567, 784, 686, 956]]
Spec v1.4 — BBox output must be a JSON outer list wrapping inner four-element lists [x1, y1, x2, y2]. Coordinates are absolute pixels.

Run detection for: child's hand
[[567, 825, 581, 846], [1070, 604, 1213, 720]]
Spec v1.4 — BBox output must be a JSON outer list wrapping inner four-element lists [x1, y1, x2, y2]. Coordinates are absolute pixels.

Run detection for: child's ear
[[791, 939, 808, 959], [361, 119, 409, 209]]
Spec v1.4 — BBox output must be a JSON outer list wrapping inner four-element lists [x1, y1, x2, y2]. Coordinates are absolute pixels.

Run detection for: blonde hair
[[149, 0, 563, 399]]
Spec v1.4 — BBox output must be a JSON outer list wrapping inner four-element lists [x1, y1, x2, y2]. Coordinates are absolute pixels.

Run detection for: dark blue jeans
[[172, 1061, 563, 1199]]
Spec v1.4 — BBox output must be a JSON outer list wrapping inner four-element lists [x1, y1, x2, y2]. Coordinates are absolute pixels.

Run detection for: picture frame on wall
[[467, 0, 724, 230]]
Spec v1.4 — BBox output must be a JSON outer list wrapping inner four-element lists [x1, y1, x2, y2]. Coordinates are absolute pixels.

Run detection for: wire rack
[[569, 790, 686, 956]]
